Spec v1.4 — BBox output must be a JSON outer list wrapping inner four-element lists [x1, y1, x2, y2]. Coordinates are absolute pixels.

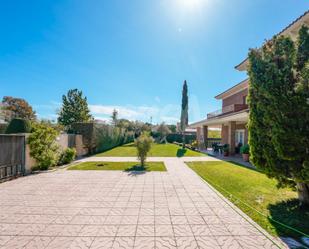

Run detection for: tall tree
[[111, 109, 118, 126], [58, 89, 92, 128], [180, 80, 188, 148], [2, 96, 36, 121], [248, 26, 309, 205]]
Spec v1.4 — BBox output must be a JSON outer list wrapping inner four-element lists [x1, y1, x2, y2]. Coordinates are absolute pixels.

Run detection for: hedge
[[70, 122, 134, 154], [166, 133, 196, 144]]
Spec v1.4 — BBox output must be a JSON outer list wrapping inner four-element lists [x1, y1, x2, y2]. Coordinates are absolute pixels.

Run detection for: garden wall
[[23, 133, 86, 172]]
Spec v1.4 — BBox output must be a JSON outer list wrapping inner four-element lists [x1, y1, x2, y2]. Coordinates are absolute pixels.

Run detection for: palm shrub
[[248, 25, 309, 205], [6, 118, 31, 134], [135, 133, 153, 168], [28, 122, 60, 170]]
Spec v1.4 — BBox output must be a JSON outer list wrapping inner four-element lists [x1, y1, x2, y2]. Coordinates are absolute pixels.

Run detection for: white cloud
[[89, 104, 161, 121], [89, 104, 181, 124]]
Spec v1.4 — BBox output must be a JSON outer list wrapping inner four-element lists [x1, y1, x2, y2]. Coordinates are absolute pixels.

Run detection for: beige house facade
[[190, 10, 309, 155]]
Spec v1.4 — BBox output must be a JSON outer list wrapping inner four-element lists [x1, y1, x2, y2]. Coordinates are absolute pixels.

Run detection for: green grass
[[94, 143, 205, 157], [68, 161, 166, 171], [187, 161, 309, 240]]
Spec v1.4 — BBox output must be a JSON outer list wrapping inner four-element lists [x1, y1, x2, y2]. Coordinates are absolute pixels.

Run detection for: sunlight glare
[[177, 0, 204, 10]]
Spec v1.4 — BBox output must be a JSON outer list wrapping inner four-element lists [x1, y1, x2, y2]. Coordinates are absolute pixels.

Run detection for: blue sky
[[1, 0, 308, 124]]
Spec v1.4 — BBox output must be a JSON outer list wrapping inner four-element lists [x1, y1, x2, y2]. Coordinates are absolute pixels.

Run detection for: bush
[[166, 133, 196, 144], [5, 118, 31, 134], [59, 148, 76, 165], [135, 133, 153, 167], [96, 125, 134, 152], [240, 144, 250, 154], [71, 122, 134, 154], [28, 123, 60, 170]]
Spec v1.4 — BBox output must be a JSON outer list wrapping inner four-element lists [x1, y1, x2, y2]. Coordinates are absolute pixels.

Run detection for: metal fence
[[0, 135, 25, 181]]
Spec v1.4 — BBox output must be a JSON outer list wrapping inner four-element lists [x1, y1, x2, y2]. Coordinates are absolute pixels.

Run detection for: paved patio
[[0, 157, 284, 248]]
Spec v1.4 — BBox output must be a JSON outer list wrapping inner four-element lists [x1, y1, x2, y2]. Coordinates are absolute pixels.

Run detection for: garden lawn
[[94, 143, 205, 157], [187, 161, 309, 240], [68, 161, 166, 171]]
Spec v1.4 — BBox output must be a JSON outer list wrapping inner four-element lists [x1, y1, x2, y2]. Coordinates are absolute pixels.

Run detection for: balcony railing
[[207, 104, 248, 119]]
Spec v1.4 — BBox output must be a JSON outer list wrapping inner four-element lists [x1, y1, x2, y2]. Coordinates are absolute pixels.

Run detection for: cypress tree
[[248, 26, 309, 205], [180, 80, 188, 148]]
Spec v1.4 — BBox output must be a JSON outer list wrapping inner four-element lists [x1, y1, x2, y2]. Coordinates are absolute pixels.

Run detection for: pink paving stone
[[0, 157, 285, 249]]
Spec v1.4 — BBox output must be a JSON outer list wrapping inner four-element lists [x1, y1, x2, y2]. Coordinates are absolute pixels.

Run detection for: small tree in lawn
[[58, 89, 92, 129], [248, 25, 309, 206], [135, 133, 153, 168], [180, 80, 188, 148]]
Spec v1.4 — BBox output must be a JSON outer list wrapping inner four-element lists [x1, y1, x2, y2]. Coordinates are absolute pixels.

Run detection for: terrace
[[207, 103, 248, 119]]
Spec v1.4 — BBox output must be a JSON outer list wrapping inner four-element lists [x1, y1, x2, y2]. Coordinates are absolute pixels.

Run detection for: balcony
[[207, 104, 248, 119]]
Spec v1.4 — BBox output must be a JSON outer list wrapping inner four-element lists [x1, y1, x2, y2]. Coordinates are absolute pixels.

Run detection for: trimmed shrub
[[5, 118, 31, 134], [71, 122, 134, 154], [96, 125, 134, 152], [166, 133, 196, 144], [59, 148, 76, 165]]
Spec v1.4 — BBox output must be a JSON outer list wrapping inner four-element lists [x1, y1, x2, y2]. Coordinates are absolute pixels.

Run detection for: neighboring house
[[190, 10, 309, 155]]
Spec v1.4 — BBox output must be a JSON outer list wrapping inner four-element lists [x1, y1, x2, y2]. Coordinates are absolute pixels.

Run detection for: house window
[[235, 129, 245, 146]]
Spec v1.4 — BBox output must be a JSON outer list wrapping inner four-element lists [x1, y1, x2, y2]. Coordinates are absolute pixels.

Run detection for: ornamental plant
[[5, 118, 31, 134], [59, 148, 76, 165], [248, 25, 309, 205], [135, 132, 153, 167], [240, 144, 250, 154], [28, 122, 60, 170]]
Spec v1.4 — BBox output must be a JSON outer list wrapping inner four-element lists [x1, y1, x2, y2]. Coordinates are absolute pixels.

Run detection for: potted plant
[[240, 144, 250, 162], [223, 144, 229, 156], [191, 140, 198, 150]]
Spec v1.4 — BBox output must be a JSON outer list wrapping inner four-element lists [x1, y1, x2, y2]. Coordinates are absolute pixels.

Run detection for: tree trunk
[[297, 182, 309, 206], [182, 132, 185, 149]]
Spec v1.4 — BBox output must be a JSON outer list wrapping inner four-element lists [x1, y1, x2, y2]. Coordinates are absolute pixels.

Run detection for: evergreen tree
[[248, 26, 309, 205], [180, 80, 188, 148], [58, 89, 92, 128]]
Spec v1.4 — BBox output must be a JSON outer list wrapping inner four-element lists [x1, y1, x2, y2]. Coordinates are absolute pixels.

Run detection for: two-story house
[[190, 10, 309, 155]]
